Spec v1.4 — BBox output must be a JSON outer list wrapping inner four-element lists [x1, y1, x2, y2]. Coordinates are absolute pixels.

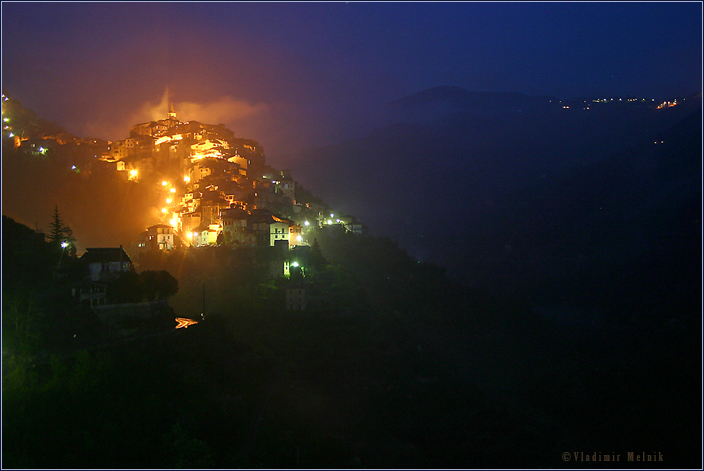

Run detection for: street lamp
[[57, 241, 69, 270]]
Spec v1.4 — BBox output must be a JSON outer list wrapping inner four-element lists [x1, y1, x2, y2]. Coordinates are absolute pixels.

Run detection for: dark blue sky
[[2, 2, 702, 158]]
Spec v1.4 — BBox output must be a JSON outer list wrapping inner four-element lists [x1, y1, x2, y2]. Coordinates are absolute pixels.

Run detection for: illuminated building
[[192, 223, 222, 247], [137, 224, 175, 251], [289, 224, 303, 246]]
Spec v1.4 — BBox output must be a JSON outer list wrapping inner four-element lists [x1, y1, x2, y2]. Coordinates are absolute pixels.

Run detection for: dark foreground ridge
[[3, 215, 701, 468]]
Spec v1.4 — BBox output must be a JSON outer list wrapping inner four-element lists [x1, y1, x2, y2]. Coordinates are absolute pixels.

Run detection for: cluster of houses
[[102, 103, 364, 257], [4, 95, 364, 314], [134, 208, 362, 252], [71, 103, 366, 313]]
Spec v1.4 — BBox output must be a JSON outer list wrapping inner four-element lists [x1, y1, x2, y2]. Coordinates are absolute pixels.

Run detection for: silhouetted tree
[[107, 271, 141, 303], [48, 205, 76, 256], [139, 270, 159, 301], [139, 270, 179, 301]]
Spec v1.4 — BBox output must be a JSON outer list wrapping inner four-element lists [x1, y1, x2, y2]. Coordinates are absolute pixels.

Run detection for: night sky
[[2, 2, 701, 160]]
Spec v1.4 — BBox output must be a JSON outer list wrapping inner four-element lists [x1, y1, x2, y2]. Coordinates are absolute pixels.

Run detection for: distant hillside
[[386, 86, 560, 122], [293, 86, 699, 264], [450, 106, 702, 321]]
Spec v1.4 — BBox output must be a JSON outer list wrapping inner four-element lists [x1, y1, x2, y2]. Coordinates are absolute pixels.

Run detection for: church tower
[[168, 102, 177, 120]]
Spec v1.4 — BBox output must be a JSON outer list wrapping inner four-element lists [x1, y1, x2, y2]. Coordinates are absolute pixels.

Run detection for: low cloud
[[134, 89, 269, 126], [82, 89, 270, 141]]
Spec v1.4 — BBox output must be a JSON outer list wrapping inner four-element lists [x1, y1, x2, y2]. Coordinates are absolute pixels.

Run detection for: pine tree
[[47, 205, 64, 246], [47, 205, 76, 255], [63, 226, 77, 257]]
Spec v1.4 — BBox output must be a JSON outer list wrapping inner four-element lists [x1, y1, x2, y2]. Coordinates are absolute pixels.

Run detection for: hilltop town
[[2, 93, 364, 256], [2, 94, 371, 316], [101, 103, 363, 253]]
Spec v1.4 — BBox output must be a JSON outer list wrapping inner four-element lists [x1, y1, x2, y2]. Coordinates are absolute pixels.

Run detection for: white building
[[143, 224, 175, 250], [270, 221, 290, 247]]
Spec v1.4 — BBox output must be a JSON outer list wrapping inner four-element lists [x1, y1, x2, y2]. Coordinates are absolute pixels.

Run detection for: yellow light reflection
[[175, 318, 198, 329]]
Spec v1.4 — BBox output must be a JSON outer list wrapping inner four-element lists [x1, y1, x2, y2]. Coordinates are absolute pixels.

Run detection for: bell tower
[[168, 102, 176, 120]]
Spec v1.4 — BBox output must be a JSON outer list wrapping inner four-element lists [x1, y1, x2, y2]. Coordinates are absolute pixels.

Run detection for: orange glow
[[184, 175, 190, 182], [175, 318, 198, 329], [166, 198, 172, 204], [170, 188, 176, 193], [656, 100, 677, 109], [162, 181, 168, 186]]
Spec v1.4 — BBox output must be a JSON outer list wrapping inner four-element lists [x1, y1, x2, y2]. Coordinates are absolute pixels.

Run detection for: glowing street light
[[58, 241, 69, 269], [184, 175, 190, 182], [170, 188, 176, 193], [162, 181, 168, 186], [161, 208, 167, 214], [292, 261, 299, 267], [166, 198, 172, 204]]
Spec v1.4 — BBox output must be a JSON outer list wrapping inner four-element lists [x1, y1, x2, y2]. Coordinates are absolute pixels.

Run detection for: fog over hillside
[[289, 88, 700, 269]]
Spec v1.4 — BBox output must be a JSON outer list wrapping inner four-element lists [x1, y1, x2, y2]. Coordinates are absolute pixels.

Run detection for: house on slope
[[81, 246, 133, 282], [137, 224, 175, 251]]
